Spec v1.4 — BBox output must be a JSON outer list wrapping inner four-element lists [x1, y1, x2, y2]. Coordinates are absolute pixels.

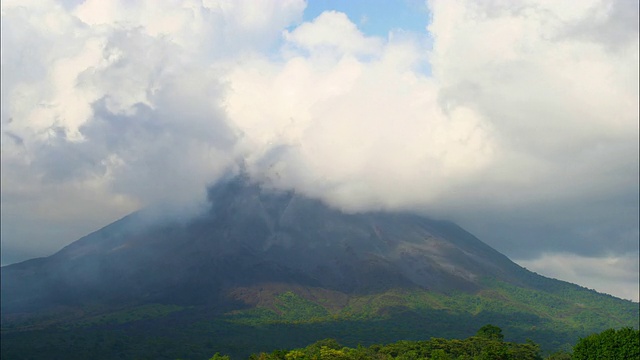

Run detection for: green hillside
[[2, 278, 637, 359]]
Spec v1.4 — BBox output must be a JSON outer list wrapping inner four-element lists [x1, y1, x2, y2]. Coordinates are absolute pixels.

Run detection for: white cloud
[[227, 19, 499, 212], [283, 11, 383, 57]]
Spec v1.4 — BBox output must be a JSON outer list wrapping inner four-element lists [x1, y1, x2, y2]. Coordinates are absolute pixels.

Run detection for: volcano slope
[[1, 176, 638, 359]]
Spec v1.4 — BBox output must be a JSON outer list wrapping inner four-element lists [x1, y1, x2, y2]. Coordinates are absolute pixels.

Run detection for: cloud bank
[[1, 0, 638, 299]]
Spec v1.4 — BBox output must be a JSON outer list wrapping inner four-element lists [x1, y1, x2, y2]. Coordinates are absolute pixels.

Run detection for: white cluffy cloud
[[1, 0, 638, 301], [227, 13, 495, 212]]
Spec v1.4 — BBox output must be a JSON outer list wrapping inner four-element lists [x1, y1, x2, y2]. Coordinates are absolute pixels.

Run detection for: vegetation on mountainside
[[225, 281, 637, 349], [1, 283, 637, 359]]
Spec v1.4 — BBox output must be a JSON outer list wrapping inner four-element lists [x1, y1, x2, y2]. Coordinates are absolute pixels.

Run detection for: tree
[[431, 349, 452, 360], [572, 327, 640, 360], [544, 350, 571, 360], [285, 350, 305, 360], [208, 353, 231, 360], [476, 324, 504, 341], [319, 346, 347, 359]]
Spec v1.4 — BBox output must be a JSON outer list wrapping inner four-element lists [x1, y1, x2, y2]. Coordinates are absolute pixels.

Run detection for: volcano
[[2, 175, 532, 310], [1, 175, 637, 359]]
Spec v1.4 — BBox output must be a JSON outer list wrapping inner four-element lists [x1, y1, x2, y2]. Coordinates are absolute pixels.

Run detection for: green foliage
[[209, 353, 231, 360], [227, 292, 330, 325], [544, 349, 571, 359], [247, 325, 542, 360], [480, 277, 637, 332], [65, 303, 187, 328], [476, 324, 504, 341], [572, 327, 640, 360], [274, 292, 330, 322]]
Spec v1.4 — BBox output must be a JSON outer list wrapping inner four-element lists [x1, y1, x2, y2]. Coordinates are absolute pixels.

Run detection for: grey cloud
[[517, 251, 640, 301], [561, 0, 639, 50], [457, 201, 639, 260], [3, 131, 24, 146]]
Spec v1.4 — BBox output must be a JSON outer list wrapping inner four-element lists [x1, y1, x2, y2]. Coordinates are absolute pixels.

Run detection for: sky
[[1, 0, 638, 301]]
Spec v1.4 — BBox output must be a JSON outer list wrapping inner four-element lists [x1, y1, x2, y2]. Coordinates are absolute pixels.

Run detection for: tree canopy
[[245, 324, 541, 360], [476, 324, 504, 341], [572, 327, 639, 360]]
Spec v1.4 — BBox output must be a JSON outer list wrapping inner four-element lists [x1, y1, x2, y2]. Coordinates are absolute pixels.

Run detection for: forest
[[202, 326, 639, 360]]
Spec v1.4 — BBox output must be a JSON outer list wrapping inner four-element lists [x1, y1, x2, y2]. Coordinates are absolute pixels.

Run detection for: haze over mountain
[[2, 175, 533, 312]]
